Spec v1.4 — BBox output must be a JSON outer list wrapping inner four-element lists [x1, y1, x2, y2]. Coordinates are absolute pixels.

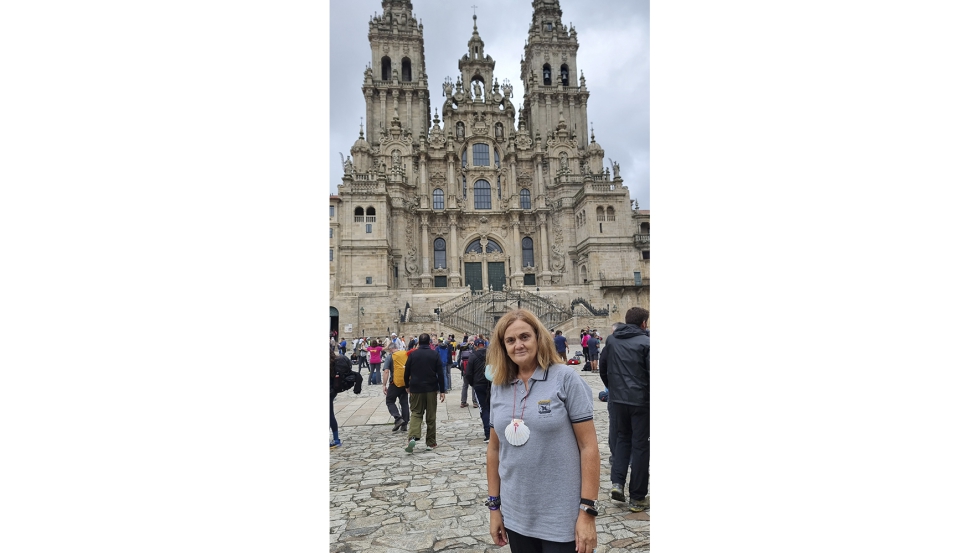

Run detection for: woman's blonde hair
[[486, 309, 562, 386]]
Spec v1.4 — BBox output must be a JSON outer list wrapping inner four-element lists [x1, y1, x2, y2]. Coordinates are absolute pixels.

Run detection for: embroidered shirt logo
[[537, 399, 552, 414]]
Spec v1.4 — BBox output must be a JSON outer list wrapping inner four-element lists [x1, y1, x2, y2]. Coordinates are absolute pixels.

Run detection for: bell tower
[[520, 0, 590, 150], [363, 0, 430, 146]]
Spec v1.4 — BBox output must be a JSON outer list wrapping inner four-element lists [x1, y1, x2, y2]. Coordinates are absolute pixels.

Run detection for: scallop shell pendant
[[505, 419, 530, 446]]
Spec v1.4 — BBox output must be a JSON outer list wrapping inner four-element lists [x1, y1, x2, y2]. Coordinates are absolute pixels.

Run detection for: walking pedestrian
[[403, 333, 446, 453], [485, 309, 599, 552], [382, 344, 411, 432], [553, 330, 568, 362], [599, 307, 650, 513], [459, 342, 479, 407], [465, 339, 491, 441]]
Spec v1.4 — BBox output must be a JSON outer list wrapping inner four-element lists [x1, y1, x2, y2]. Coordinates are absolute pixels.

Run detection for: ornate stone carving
[[405, 247, 419, 275]]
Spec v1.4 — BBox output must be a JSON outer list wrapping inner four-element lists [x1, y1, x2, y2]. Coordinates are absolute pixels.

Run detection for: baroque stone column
[[449, 213, 461, 287], [420, 213, 432, 287], [510, 212, 523, 285], [537, 211, 551, 284]]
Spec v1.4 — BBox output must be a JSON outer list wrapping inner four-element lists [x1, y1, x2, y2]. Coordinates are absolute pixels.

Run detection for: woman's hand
[[575, 511, 597, 553], [489, 510, 507, 546]]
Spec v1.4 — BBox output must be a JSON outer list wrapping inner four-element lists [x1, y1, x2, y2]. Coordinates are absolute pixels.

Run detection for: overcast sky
[[330, 0, 651, 210]]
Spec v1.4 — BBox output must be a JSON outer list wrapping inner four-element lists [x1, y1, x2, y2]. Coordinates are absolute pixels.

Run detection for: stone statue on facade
[[612, 160, 620, 179]]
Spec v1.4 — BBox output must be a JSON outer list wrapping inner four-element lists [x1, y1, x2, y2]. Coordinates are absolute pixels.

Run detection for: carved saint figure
[[612, 160, 620, 179], [392, 149, 400, 167], [559, 151, 568, 169], [344, 156, 353, 174], [456, 121, 464, 139]]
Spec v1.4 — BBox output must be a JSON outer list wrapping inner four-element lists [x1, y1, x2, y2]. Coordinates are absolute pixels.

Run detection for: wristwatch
[[579, 498, 598, 516]]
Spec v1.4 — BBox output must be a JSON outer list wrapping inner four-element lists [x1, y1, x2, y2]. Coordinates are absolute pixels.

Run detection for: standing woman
[[367, 339, 384, 385], [485, 309, 600, 553]]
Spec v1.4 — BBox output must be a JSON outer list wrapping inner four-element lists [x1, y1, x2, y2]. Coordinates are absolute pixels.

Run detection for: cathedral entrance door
[[465, 262, 483, 292], [488, 262, 506, 292]]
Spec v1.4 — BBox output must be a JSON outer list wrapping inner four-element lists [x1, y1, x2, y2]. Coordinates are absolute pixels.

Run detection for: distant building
[[330, 0, 649, 337]]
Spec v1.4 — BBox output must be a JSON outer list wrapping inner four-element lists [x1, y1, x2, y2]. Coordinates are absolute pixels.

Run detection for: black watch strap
[[580, 498, 596, 507]]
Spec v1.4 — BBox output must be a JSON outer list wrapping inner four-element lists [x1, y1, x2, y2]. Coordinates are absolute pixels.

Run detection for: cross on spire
[[471, 4, 478, 17]]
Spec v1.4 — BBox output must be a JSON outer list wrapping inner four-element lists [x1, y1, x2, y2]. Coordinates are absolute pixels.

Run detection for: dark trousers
[[505, 528, 576, 553], [473, 384, 491, 439], [329, 394, 339, 440], [385, 384, 409, 422], [610, 402, 650, 500]]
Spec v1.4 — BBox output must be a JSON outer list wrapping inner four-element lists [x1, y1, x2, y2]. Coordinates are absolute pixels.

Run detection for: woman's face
[[503, 319, 538, 370]]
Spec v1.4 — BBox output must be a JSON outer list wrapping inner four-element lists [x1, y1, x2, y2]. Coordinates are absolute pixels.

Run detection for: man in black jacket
[[465, 339, 491, 442], [403, 333, 446, 453], [599, 307, 650, 512]]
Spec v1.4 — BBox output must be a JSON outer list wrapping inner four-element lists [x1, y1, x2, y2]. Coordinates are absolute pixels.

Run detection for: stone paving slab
[[330, 369, 650, 553]]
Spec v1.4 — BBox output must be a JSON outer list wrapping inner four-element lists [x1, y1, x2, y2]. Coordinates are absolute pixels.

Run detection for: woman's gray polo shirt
[[489, 363, 594, 542]]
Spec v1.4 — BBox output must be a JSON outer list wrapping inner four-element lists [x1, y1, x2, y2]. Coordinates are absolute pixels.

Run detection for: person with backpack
[[382, 343, 410, 432], [436, 340, 451, 388], [330, 349, 362, 448], [459, 343, 478, 408], [464, 339, 491, 442]]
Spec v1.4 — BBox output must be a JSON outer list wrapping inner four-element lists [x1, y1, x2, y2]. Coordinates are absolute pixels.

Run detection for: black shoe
[[400, 422, 408, 431], [392, 418, 403, 432]]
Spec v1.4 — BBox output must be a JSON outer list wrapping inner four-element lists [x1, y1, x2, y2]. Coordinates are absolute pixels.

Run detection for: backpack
[[390, 350, 409, 388], [332, 355, 360, 394]]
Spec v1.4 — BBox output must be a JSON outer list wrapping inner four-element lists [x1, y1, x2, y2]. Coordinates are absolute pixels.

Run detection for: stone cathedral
[[330, 0, 650, 338]]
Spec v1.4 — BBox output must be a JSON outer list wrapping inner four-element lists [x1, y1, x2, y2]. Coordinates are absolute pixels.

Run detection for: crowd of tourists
[[329, 308, 649, 553]]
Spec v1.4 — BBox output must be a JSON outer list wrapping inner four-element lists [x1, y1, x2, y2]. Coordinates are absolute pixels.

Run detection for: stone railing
[[597, 278, 649, 288]]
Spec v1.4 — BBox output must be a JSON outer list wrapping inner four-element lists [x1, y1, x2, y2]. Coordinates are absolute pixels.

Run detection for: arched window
[[433, 188, 444, 210], [606, 206, 615, 221], [520, 188, 531, 209], [366, 206, 376, 222], [474, 180, 491, 209], [401, 57, 412, 82], [473, 143, 490, 166], [543, 64, 552, 86], [381, 57, 391, 80], [465, 240, 483, 253], [596, 206, 605, 221], [354, 206, 364, 222], [560, 64, 569, 86], [434, 238, 446, 269], [580, 265, 587, 284], [485, 239, 502, 253], [522, 237, 534, 268]]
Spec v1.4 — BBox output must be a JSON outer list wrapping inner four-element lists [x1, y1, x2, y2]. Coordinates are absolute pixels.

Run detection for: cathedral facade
[[330, 0, 649, 337]]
